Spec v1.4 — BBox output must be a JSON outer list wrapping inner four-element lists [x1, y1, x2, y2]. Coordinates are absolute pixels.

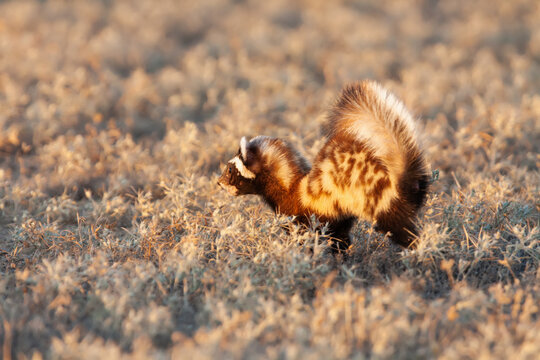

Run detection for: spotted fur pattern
[[218, 81, 430, 249]]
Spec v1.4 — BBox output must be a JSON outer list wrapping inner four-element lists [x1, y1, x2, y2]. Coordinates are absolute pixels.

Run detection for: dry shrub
[[0, 0, 538, 359]]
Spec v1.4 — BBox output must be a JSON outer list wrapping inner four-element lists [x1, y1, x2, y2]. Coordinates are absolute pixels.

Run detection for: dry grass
[[0, 0, 539, 359]]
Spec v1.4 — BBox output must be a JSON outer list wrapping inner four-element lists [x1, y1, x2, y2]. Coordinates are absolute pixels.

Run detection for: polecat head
[[218, 136, 262, 196]]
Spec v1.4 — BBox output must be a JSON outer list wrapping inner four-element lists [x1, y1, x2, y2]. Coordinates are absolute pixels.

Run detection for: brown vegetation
[[0, 0, 538, 358]]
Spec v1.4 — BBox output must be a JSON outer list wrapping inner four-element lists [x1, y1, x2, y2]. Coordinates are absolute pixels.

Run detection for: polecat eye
[[228, 166, 232, 174]]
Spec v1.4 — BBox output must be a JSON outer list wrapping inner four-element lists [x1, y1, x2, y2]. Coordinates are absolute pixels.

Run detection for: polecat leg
[[327, 217, 355, 253], [374, 213, 418, 248]]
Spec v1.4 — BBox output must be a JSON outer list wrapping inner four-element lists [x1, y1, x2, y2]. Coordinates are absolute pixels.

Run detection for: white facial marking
[[230, 156, 256, 179], [240, 136, 248, 161]]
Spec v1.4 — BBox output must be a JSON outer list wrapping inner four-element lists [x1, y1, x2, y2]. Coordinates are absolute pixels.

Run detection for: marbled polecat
[[218, 81, 429, 250]]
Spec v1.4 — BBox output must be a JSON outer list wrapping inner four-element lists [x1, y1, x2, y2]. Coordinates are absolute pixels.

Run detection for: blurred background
[[0, 1, 539, 358], [1, 0, 538, 151]]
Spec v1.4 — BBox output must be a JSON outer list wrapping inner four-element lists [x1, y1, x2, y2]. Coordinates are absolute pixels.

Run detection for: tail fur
[[326, 81, 430, 247]]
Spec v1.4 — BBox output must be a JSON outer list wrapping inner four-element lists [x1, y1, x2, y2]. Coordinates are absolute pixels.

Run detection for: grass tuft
[[0, 0, 538, 358]]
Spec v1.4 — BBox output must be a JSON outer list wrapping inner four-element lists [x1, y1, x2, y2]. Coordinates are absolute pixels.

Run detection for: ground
[[0, 0, 539, 359]]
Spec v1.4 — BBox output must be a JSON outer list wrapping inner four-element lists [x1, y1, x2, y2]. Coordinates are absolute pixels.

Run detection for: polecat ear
[[238, 136, 262, 174], [240, 136, 248, 161]]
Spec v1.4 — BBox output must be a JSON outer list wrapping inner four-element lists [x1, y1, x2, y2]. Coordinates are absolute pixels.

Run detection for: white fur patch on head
[[230, 156, 256, 179], [240, 136, 248, 161]]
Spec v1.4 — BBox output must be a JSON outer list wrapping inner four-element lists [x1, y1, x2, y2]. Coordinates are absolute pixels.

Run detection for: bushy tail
[[328, 81, 430, 247]]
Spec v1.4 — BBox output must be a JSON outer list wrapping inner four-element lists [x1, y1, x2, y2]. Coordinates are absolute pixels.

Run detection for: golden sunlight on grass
[[0, 0, 538, 359]]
